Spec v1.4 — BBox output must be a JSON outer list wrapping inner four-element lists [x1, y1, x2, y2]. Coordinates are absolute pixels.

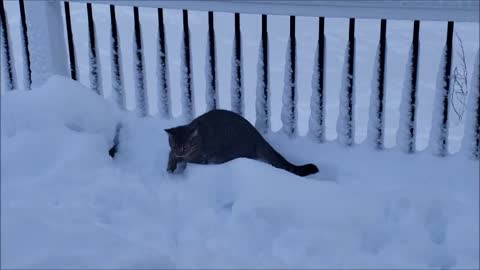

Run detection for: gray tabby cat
[[165, 109, 318, 177]]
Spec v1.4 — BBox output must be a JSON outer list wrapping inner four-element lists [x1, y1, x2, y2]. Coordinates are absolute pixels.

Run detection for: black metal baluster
[[255, 14, 269, 133], [133, 6, 148, 116], [206, 11, 217, 111], [338, 18, 356, 146], [403, 20, 420, 153], [0, 0, 16, 91], [182, 9, 194, 120], [64, 2, 77, 81], [19, 0, 31, 89], [87, 3, 102, 95], [370, 19, 387, 149], [157, 8, 170, 118], [436, 21, 454, 156], [347, 18, 355, 146], [231, 12, 243, 115], [467, 56, 480, 159], [309, 17, 326, 142], [282, 15, 296, 137], [110, 5, 126, 109], [472, 64, 480, 159]]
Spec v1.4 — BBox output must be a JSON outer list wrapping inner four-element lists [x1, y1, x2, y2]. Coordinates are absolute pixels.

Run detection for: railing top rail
[[70, 0, 479, 22]]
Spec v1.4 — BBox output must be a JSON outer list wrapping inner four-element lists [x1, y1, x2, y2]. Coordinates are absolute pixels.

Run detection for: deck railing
[[1, 0, 479, 159]]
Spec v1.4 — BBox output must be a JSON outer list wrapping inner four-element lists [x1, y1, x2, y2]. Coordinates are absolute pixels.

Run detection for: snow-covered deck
[[1, 1, 479, 269], [1, 77, 478, 268]]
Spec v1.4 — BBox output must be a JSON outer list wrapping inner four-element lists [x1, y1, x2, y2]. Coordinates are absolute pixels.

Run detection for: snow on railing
[[0, 0, 17, 91], [109, 4, 126, 111], [255, 15, 270, 134], [1, 0, 479, 159], [86, 3, 103, 96], [308, 17, 326, 143], [205, 11, 218, 112], [230, 13, 244, 117], [397, 21, 420, 154], [156, 8, 171, 119]]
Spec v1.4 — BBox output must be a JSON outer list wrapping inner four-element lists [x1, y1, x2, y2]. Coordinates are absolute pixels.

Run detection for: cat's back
[[194, 109, 252, 129], [193, 109, 262, 144]]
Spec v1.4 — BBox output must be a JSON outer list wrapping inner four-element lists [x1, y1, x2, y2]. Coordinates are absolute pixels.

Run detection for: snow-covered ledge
[[25, 1, 69, 88], [71, 0, 479, 22]]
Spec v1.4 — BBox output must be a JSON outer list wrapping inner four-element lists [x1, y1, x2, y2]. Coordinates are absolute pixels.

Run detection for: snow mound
[[1, 76, 478, 269]]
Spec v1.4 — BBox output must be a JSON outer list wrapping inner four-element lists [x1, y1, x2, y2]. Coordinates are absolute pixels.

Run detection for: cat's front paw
[[167, 161, 187, 174]]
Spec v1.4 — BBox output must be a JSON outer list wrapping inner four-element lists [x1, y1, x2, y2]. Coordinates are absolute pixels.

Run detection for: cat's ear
[[164, 128, 175, 135]]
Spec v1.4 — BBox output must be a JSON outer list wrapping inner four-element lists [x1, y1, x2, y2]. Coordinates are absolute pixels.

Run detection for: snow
[[1, 1, 479, 268], [366, 40, 387, 148], [336, 41, 355, 146], [255, 35, 270, 134], [1, 76, 479, 269], [397, 45, 418, 153], [308, 40, 326, 143], [23, 1, 68, 88], [462, 50, 480, 159], [429, 44, 450, 156], [77, 0, 479, 22], [280, 38, 297, 138]]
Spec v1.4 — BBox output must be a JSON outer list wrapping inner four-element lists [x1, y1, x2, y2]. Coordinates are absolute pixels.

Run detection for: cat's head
[[165, 125, 201, 158]]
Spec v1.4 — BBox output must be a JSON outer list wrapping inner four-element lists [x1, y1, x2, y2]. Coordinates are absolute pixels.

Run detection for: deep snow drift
[[1, 77, 478, 269]]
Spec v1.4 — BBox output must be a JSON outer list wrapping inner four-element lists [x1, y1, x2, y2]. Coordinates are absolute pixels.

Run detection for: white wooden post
[[25, 0, 69, 88]]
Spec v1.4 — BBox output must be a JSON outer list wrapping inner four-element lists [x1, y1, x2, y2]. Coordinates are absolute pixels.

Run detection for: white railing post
[[25, 0, 69, 88]]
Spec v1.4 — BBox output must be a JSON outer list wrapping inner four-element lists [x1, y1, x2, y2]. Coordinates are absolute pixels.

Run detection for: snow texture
[[24, 2, 48, 88], [462, 50, 480, 159], [1, 76, 479, 269], [23, 1, 68, 88], [281, 38, 297, 138], [255, 37, 270, 134], [88, 21, 103, 96], [230, 33, 244, 115], [205, 28, 218, 111], [181, 29, 195, 121], [308, 41, 326, 143], [156, 28, 171, 118], [429, 45, 450, 156], [397, 46, 417, 153], [133, 29, 149, 117], [366, 41, 387, 149], [336, 41, 355, 146], [110, 20, 126, 110], [1, 10, 17, 91]]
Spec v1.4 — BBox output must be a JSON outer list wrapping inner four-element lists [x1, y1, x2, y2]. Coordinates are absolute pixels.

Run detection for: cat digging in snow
[[165, 109, 319, 177]]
